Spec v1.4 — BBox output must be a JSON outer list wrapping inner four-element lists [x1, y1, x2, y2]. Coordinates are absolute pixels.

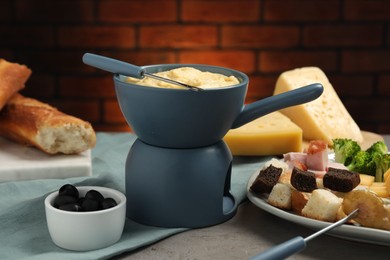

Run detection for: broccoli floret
[[365, 141, 389, 182], [332, 138, 361, 166], [347, 150, 375, 175], [366, 141, 388, 155], [332, 138, 389, 180], [373, 153, 390, 182]]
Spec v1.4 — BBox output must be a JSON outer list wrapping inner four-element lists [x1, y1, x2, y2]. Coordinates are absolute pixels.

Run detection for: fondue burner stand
[[125, 139, 237, 228]]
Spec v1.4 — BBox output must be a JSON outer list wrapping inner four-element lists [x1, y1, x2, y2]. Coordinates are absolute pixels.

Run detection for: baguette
[[0, 94, 96, 154], [0, 59, 32, 110]]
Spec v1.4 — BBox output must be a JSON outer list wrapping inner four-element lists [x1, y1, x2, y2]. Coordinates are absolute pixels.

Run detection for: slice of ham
[[283, 152, 308, 171], [306, 140, 328, 171], [283, 152, 307, 164]]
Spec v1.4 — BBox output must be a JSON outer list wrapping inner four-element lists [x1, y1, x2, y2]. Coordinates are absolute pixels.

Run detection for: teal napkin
[[0, 133, 268, 260]]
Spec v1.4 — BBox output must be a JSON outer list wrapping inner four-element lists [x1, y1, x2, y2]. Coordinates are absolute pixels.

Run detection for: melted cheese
[[223, 112, 302, 156], [125, 67, 239, 89], [274, 67, 363, 145]]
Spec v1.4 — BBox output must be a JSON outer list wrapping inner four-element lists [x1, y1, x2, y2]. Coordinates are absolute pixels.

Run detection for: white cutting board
[[0, 137, 92, 182]]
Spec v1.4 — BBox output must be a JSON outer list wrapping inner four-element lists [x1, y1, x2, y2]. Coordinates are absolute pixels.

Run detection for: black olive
[[85, 190, 104, 203], [59, 203, 82, 212], [78, 197, 85, 205], [101, 198, 117, 209], [53, 195, 77, 208], [58, 184, 79, 199], [81, 198, 101, 211], [55, 185, 119, 212]]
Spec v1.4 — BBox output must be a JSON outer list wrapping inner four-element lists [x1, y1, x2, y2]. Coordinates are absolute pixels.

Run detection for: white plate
[[247, 170, 390, 246]]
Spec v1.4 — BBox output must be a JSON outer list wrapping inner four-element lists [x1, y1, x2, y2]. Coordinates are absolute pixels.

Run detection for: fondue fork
[[82, 53, 203, 91], [249, 208, 359, 260]]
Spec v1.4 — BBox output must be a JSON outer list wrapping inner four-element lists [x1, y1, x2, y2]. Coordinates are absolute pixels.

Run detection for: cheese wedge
[[385, 168, 390, 195], [223, 111, 302, 156], [273, 67, 363, 145]]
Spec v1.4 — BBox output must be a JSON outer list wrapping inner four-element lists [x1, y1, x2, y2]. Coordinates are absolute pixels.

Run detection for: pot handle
[[82, 53, 144, 78], [231, 83, 323, 129]]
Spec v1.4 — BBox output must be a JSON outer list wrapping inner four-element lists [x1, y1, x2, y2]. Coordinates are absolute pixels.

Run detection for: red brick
[[342, 50, 390, 72], [103, 99, 126, 124], [329, 75, 374, 97], [0, 25, 54, 47], [264, 0, 340, 21], [0, 1, 12, 21], [344, 98, 390, 123], [100, 51, 176, 66], [19, 51, 92, 74], [182, 0, 260, 22], [99, 0, 177, 23], [246, 75, 277, 100], [0, 50, 14, 60], [139, 25, 217, 48], [345, 0, 390, 21], [59, 76, 116, 98], [358, 122, 377, 133], [58, 26, 135, 48], [388, 27, 390, 46], [15, 0, 94, 22], [304, 24, 383, 47], [48, 99, 100, 122], [258, 51, 338, 73], [222, 25, 299, 48], [179, 50, 256, 74], [378, 123, 390, 134], [378, 75, 390, 96], [93, 124, 131, 132], [21, 74, 56, 98]]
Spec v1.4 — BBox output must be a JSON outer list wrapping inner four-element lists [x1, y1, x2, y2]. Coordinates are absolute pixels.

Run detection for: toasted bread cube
[[291, 189, 310, 214], [268, 183, 292, 209], [301, 189, 342, 222]]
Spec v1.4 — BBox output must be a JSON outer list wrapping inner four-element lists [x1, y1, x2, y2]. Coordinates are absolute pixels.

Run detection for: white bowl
[[45, 186, 126, 251]]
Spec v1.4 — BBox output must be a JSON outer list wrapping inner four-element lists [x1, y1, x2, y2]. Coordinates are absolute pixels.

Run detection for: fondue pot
[[83, 54, 323, 228]]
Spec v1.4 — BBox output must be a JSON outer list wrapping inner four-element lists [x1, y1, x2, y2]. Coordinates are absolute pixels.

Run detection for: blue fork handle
[[249, 236, 306, 260], [82, 53, 144, 78]]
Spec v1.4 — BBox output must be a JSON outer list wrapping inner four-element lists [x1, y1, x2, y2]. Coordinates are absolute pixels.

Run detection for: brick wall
[[1, 0, 389, 134]]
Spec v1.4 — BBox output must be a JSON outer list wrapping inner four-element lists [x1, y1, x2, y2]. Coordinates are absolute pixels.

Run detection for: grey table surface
[[115, 135, 390, 260]]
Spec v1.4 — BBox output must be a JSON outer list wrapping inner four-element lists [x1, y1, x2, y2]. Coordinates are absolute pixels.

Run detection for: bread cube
[[268, 183, 292, 209], [291, 189, 310, 214], [301, 189, 342, 222]]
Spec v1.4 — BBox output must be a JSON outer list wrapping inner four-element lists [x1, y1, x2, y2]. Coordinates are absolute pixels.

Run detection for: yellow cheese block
[[273, 67, 363, 145], [384, 168, 390, 182], [384, 168, 390, 195], [223, 111, 302, 156], [369, 182, 388, 198], [359, 174, 375, 186]]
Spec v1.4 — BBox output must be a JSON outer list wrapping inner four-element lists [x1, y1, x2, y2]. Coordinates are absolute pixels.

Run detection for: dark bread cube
[[250, 165, 283, 194], [291, 167, 317, 192], [323, 167, 360, 192]]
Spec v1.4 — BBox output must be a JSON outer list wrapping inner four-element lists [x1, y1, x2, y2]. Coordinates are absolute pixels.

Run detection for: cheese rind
[[223, 112, 302, 156], [274, 67, 363, 145]]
